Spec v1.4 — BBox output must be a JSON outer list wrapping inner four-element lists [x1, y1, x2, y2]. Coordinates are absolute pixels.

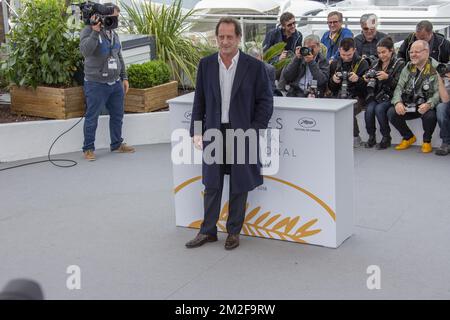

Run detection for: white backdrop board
[[168, 93, 355, 248]]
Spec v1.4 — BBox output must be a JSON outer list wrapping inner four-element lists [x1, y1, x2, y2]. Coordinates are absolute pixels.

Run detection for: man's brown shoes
[[224, 234, 240, 250], [185, 233, 240, 250], [185, 233, 218, 248]]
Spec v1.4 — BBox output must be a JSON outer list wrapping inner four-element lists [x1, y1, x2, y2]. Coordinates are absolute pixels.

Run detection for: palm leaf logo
[[189, 197, 322, 243]]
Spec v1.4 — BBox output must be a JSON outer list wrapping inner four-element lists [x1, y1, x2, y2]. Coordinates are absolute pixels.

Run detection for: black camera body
[[79, 1, 118, 30], [363, 55, 378, 67], [374, 89, 391, 103], [436, 63, 450, 77], [365, 68, 378, 101], [307, 80, 319, 98], [402, 88, 426, 112], [336, 70, 349, 98], [299, 46, 312, 56], [365, 69, 378, 88]]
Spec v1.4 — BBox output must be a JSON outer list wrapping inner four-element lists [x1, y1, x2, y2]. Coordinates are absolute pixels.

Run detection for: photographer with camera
[[388, 40, 440, 153], [280, 34, 329, 98], [362, 37, 405, 149], [79, 2, 135, 161], [355, 14, 387, 63], [329, 38, 370, 147], [263, 12, 303, 64]]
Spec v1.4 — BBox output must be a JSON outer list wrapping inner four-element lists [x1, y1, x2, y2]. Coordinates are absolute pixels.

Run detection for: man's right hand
[[193, 135, 203, 150], [90, 15, 101, 32], [332, 73, 341, 84], [279, 50, 288, 61], [395, 102, 407, 115]]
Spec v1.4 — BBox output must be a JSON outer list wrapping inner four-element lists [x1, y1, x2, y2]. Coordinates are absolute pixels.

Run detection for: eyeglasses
[[410, 49, 427, 54], [286, 21, 296, 27], [327, 20, 340, 25]]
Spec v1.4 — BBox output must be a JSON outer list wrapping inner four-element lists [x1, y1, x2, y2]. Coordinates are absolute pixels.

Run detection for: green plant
[[263, 42, 292, 71], [0, 0, 82, 88], [120, 0, 201, 88], [127, 60, 171, 89]]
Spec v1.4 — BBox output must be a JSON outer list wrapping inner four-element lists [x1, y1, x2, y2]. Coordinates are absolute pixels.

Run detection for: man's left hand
[[123, 79, 129, 94], [349, 72, 359, 83], [418, 103, 431, 114]]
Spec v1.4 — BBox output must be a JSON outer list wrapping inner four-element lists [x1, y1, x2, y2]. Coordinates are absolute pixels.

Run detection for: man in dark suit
[[185, 17, 274, 250]]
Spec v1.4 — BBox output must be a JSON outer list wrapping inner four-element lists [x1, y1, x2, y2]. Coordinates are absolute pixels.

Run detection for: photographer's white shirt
[[218, 51, 240, 124], [298, 65, 313, 92]]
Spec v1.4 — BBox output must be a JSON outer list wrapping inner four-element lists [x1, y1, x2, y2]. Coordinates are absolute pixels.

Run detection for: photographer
[[398, 20, 450, 64], [79, 3, 135, 161], [321, 11, 354, 63], [281, 34, 329, 98], [355, 14, 387, 62], [329, 38, 369, 147], [434, 72, 450, 155], [362, 37, 405, 149], [388, 40, 439, 153], [263, 12, 303, 64]]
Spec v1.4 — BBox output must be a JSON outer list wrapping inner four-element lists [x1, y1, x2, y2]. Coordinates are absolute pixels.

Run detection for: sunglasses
[[286, 21, 296, 27], [362, 27, 375, 31]]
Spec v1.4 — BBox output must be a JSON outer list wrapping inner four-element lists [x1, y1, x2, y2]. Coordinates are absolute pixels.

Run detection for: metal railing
[[185, 13, 450, 45]]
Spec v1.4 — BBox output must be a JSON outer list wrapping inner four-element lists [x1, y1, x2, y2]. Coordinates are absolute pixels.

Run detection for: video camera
[[78, 1, 118, 30]]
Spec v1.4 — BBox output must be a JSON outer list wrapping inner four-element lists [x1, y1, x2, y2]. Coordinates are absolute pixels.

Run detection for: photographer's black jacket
[[329, 53, 370, 98], [370, 55, 405, 101], [262, 27, 303, 63], [281, 52, 329, 96], [398, 32, 450, 63]]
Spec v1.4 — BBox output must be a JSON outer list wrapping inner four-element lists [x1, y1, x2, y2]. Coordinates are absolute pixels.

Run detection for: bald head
[[412, 40, 429, 51], [410, 40, 430, 66]]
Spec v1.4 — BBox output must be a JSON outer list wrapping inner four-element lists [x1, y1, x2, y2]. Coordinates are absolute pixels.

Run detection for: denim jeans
[[387, 106, 437, 143], [436, 102, 450, 144], [365, 100, 392, 138], [82, 80, 124, 152]]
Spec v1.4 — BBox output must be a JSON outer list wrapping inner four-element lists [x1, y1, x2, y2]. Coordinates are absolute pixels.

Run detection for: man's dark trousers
[[200, 123, 248, 236]]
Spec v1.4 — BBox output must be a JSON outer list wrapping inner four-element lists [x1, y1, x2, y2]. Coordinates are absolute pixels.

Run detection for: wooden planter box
[[10, 85, 85, 119], [125, 81, 178, 113]]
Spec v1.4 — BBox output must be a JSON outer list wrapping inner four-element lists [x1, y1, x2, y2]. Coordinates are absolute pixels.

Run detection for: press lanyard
[[99, 30, 115, 57], [412, 68, 424, 90], [106, 31, 114, 57]]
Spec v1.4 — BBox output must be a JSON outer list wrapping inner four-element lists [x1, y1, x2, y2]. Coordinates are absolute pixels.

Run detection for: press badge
[[108, 58, 118, 70]]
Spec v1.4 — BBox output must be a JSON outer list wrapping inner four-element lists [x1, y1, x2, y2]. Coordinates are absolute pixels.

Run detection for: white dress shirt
[[218, 50, 240, 124]]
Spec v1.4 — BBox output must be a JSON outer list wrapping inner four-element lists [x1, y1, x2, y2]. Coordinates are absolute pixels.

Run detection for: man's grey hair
[[303, 34, 321, 46], [416, 20, 433, 33], [247, 46, 262, 58], [360, 13, 378, 27]]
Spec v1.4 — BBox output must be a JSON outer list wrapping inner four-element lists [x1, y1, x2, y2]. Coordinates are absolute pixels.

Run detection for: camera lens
[[103, 16, 113, 27], [300, 47, 311, 56]]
